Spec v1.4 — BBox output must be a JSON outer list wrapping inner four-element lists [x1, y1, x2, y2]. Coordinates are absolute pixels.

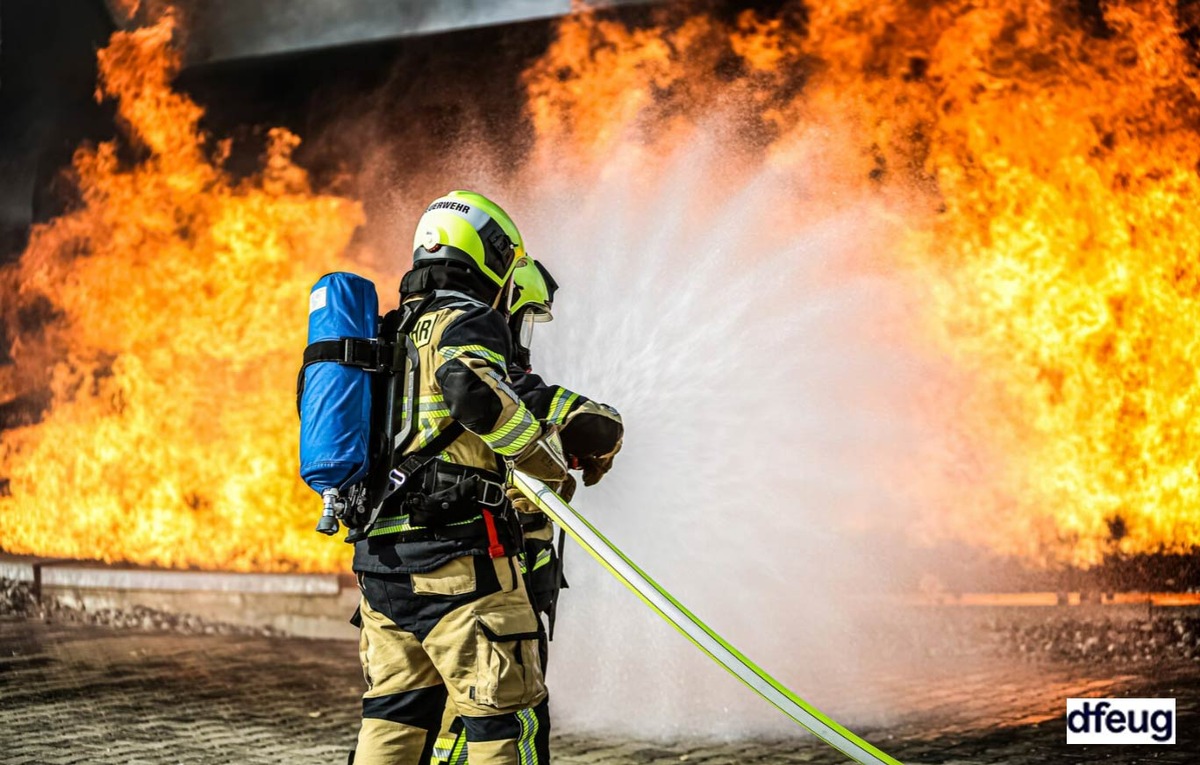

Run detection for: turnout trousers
[[431, 526, 562, 765], [354, 554, 551, 765]]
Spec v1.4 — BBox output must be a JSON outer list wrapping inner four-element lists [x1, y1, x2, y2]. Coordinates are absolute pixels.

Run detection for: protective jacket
[[353, 270, 546, 575], [510, 368, 587, 428]]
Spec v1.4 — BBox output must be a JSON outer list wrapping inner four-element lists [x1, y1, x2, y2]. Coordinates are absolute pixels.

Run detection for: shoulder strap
[[384, 293, 439, 455], [359, 294, 467, 534], [396, 292, 439, 332], [392, 293, 469, 459], [411, 421, 466, 461], [360, 421, 465, 535]]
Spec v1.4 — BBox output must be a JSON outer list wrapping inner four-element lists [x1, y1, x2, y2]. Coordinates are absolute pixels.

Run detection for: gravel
[[0, 577, 280, 636], [4, 576, 1197, 665], [993, 615, 1200, 665]]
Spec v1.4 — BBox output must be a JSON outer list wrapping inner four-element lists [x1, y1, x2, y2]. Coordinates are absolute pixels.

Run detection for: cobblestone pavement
[[1, 617, 1196, 764]]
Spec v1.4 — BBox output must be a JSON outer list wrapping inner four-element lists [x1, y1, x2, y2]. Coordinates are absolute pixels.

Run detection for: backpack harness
[[299, 289, 510, 550]]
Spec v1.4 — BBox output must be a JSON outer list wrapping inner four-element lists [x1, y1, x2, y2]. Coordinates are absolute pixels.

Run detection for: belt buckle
[[388, 468, 408, 492], [478, 479, 505, 508]]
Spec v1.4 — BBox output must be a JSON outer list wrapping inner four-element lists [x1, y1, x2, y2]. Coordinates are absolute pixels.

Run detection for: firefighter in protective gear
[[352, 191, 568, 765], [429, 256, 624, 765], [505, 257, 623, 487], [504, 257, 623, 608]]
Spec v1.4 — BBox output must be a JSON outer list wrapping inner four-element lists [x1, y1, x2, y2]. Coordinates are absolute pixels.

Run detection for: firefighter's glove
[[505, 472, 572, 515], [578, 454, 615, 487], [560, 401, 623, 486], [512, 426, 569, 483], [505, 485, 538, 515], [555, 472, 577, 503]]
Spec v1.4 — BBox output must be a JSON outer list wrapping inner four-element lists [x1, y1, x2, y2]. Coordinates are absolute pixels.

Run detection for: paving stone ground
[[1, 616, 1196, 764]]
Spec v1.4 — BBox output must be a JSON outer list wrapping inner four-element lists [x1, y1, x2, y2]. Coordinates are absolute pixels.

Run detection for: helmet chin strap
[[492, 253, 524, 313], [492, 276, 511, 312]]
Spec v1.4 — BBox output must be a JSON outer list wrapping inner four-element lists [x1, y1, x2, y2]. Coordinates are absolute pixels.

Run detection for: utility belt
[[403, 459, 507, 525], [365, 460, 516, 552]]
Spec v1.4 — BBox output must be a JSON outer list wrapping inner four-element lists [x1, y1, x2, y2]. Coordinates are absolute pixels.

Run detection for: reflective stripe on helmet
[[414, 191, 525, 288]]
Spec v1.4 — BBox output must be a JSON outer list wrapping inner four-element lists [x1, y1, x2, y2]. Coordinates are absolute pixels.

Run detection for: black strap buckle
[[341, 337, 374, 369], [487, 228, 513, 257], [340, 338, 391, 372], [301, 337, 394, 374]]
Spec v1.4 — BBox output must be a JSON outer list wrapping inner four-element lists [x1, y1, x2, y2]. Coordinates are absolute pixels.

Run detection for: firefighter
[[504, 256, 624, 620], [430, 256, 624, 765], [352, 191, 568, 765]]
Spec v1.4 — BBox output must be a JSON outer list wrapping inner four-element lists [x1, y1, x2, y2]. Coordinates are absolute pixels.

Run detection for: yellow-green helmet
[[508, 257, 559, 369], [509, 256, 559, 319], [412, 190, 526, 290]]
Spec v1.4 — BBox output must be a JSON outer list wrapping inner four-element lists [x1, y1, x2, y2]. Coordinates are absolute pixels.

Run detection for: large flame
[[523, 2, 1200, 566], [3, 2, 1198, 572], [0, 14, 365, 571], [808, 0, 1200, 565]]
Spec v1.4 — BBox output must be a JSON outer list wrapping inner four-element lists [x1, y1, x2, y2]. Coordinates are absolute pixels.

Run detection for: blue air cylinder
[[299, 272, 379, 494]]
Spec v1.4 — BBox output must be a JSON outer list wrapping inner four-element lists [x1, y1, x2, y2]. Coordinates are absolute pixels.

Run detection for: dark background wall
[[175, 0, 588, 64], [0, 0, 660, 263], [0, 0, 116, 262]]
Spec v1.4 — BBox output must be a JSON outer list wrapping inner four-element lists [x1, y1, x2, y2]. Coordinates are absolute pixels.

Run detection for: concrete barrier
[[0, 554, 358, 640], [6, 552, 1198, 641]]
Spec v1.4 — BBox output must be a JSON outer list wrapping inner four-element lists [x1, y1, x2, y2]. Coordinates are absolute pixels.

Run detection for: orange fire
[[112, 0, 141, 19], [807, 1, 1200, 565], [524, 2, 1200, 566], [3, 3, 1198, 572], [0, 14, 365, 571]]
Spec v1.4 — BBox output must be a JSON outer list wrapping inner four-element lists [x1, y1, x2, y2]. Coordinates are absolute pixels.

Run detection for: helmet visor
[[518, 307, 552, 349], [519, 311, 536, 349]]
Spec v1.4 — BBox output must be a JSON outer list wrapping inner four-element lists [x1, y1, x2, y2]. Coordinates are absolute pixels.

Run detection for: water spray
[[513, 470, 903, 765]]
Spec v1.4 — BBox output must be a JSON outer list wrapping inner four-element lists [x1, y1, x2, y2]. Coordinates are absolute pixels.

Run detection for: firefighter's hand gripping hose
[[511, 470, 904, 765]]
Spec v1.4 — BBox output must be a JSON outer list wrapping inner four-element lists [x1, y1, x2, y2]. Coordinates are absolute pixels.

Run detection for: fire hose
[[511, 470, 904, 765]]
